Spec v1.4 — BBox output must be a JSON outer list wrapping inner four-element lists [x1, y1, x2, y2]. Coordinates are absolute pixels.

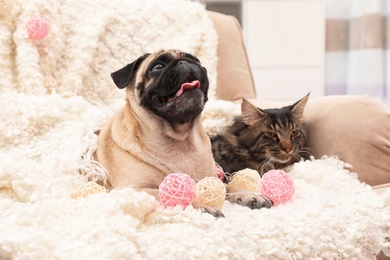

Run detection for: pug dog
[[95, 50, 272, 217]]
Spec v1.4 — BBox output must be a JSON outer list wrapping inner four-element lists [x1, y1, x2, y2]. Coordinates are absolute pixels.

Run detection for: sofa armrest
[[207, 11, 256, 101]]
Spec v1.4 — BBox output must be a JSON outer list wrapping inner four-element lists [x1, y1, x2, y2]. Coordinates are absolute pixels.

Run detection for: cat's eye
[[290, 130, 300, 138], [265, 132, 277, 138]]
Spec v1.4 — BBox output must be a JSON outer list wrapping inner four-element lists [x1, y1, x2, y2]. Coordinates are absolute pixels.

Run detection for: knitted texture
[[0, 0, 218, 103]]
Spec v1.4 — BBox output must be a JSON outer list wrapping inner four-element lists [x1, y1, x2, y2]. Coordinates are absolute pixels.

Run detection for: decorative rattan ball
[[158, 173, 196, 208], [228, 168, 261, 193], [261, 169, 294, 205], [195, 177, 226, 210], [26, 17, 50, 40], [74, 181, 107, 198]]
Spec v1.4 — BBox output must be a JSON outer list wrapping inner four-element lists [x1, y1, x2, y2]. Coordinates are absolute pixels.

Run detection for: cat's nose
[[280, 141, 292, 153]]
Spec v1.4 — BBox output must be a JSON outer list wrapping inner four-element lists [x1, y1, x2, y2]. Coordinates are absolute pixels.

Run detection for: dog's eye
[[151, 64, 164, 71]]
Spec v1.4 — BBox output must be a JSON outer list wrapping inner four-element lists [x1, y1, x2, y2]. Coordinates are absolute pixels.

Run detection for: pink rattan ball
[[158, 173, 196, 208], [215, 163, 225, 181], [26, 17, 49, 40], [261, 169, 295, 205]]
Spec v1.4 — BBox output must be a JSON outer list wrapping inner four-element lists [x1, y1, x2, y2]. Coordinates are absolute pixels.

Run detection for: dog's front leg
[[192, 199, 225, 218]]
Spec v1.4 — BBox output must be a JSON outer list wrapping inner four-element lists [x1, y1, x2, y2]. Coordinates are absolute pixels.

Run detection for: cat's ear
[[241, 99, 267, 125], [291, 93, 310, 118]]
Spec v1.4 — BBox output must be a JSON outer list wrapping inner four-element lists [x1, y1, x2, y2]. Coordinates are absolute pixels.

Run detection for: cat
[[211, 94, 311, 179]]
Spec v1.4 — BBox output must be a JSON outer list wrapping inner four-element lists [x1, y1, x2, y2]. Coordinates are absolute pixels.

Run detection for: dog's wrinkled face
[[111, 50, 209, 125]]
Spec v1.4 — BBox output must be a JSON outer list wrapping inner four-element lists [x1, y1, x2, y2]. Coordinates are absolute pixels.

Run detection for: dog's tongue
[[175, 80, 201, 97]]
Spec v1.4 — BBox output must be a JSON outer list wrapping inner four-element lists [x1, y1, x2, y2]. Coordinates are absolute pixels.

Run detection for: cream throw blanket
[[1, 0, 389, 259]]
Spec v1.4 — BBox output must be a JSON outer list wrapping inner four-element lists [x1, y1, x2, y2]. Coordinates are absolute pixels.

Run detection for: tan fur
[[95, 50, 216, 198]]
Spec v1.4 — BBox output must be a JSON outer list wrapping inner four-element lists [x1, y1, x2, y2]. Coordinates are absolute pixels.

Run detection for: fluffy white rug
[[1, 92, 390, 259], [1, 0, 389, 259]]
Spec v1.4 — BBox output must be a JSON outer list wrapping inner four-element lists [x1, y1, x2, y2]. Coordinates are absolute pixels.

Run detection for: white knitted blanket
[[1, 0, 390, 259], [0, 0, 218, 103]]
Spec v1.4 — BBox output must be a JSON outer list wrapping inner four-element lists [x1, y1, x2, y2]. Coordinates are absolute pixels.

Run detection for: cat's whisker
[[299, 147, 312, 152], [291, 153, 304, 163], [260, 157, 279, 175], [260, 158, 272, 175], [297, 147, 313, 160]]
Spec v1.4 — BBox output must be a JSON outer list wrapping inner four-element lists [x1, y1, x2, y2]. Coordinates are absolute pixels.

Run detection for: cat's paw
[[228, 193, 273, 209]]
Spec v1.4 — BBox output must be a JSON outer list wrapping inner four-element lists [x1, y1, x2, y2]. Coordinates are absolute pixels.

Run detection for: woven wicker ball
[[215, 164, 225, 181], [194, 177, 226, 210], [158, 173, 196, 208], [228, 168, 262, 193], [74, 181, 107, 198], [261, 169, 294, 205], [26, 17, 50, 40]]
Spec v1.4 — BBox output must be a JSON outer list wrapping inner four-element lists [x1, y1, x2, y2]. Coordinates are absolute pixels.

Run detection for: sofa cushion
[[305, 95, 390, 186], [208, 11, 256, 101]]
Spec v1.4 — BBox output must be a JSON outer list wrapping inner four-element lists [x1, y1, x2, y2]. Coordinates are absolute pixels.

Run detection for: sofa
[[1, 0, 389, 258]]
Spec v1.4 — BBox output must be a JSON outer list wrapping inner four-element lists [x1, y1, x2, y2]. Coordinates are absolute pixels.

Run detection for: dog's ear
[[111, 53, 150, 89]]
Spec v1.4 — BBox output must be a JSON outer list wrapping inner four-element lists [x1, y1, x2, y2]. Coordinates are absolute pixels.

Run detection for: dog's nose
[[177, 60, 188, 66]]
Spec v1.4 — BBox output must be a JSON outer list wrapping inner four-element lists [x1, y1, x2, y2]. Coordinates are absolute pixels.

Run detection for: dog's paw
[[227, 193, 273, 209], [201, 206, 225, 218]]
